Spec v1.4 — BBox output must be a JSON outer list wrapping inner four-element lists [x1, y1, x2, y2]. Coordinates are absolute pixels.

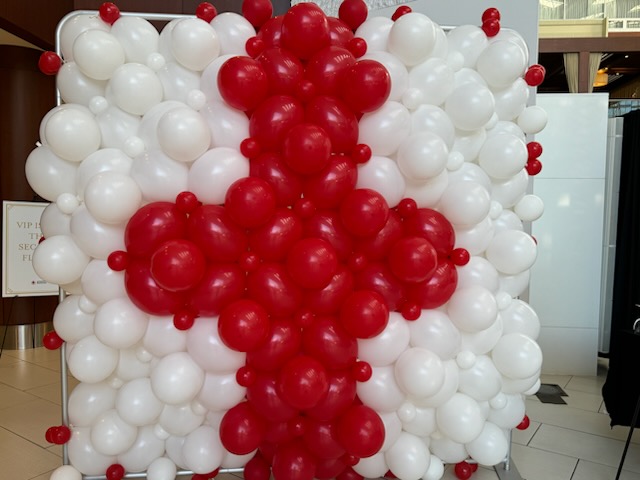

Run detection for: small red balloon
[[107, 251, 127, 272], [517, 414, 531, 430], [38, 51, 61, 75], [43, 331, 64, 350], [241, 138, 262, 159], [196, 2, 217, 22], [525, 64, 546, 87], [526, 158, 543, 176], [99, 2, 120, 24], [401, 302, 421, 321], [175, 191, 200, 214], [246, 37, 266, 58], [391, 6, 412, 21], [527, 141, 543, 159], [173, 309, 196, 331], [237, 366, 258, 387], [351, 361, 372, 382], [482, 7, 501, 22], [450, 247, 471, 266], [106, 464, 125, 480], [482, 18, 501, 37], [454, 461, 473, 480], [351, 144, 371, 164], [347, 38, 367, 58]]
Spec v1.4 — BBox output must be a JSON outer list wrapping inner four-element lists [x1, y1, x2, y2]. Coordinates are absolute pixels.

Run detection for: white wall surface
[[530, 93, 609, 376]]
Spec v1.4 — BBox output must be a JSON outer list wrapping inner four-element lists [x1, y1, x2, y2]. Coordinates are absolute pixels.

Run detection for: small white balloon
[[50, 465, 83, 480], [515, 194, 545, 222]]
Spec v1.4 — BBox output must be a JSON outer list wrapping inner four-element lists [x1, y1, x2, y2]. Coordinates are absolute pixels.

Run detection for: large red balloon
[[336, 405, 385, 458], [406, 258, 458, 309], [337, 467, 364, 480], [249, 208, 304, 262], [242, 0, 273, 28], [328, 17, 355, 47], [247, 318, 302, 372], [218, 299, 271, 352], [315, 458, 348, 479], [339, 290, 389, 339], [280, 3, 331, 60], [305, 370, 356, 421], [302, 419, 346, 460], [124, 202, 187, 258], [305, 96, 359, 154], [124, 259, 186, 315], [188, 263, 245, 316], [305, 46, 356, 96], [225, 177, 277, 229], [272, 442, 316, 480], [277, 355, 329, 410], [305, 266, 354, 315], [357, 209, 403, 261], [354, 263, 404, 312], [286, 238, 338, 290], [338, 0, 368, 31], [247, 374, 298, 422], [249, 94, 305, 152], [303, 155, 357, 209], [403, 208, 456, 256], [250, 152, 303, 207], [219, 402, 267, 455], [388, 236, 438, 283], [339, 60, 391, 113], [257, 47, 304, 95], [339, 189, 389, 238], [257, 15, 283, 48], [302, 316, 357, 370], [282, 123, 332, 175], [218, 56, 269, 111], [187, 205, 248, 262], [244, 453, 271, 480], [247, 263, 303, 316], [304, 211, 354, 262], [149, 239, 205, 292]]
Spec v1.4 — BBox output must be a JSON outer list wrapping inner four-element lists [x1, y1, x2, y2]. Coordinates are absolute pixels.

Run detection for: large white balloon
[[117, 425, 166, 473], [57, 62, 108, 105], [68, 382, 117, 427], [73, 30, 125, 80], [111, 16, 159, 64], [67, 335, 119, 383], [492, 333, 543, 379], [108, 63, 164, 116], [210, 12, 255, 55], [77, 148, 133, 199], [201, 99, 250, 149], [409, 309, 461, 360], [358, 101, 411, 157], [439, 180, 491, 227], [33, 235, 90, 286], [465, 421, 509, 466], [90, 409, 138, 456], [458, 354, 503, 401], [131, 149, 189, 202], [476, 40, 527, 89], [501, 299, 541, 339], [356, 365, 406, 413], [445, 83, 495, 131], [478, 132, 528, 180], [356, 155, 406, 208], [408, 57, 454, 107], [395, 347, 445, 398], [355, 16, 393, 52], [186, 316, 246, 374], [364, 50, 409, 102], [143, 315, 188, 358], [68, 427, 117, 475], [60, 14, 110, 61], [182, 425, 224, 474], [94, 297, 149, 349], [150, 352, 205, 405], [44, 106, 102, 163], [116, 378, 164, 427], [385, 432, 431, 480], [485, 230, 537, 275], [171, 18, 220, 71], [411, 104, 455, 148], [157, 107, 211, 162], [146, 457, 177, 480], [53, 295, 95, 343], [84, 171, 142, 225], [446, 25, 488, 68], [187, 147, 249, 205], [358, 312, 411, 367], [397, 132, 449, 181], [447, 285, 498, 333], [436, 392, 485, 444], [70, 205, 126, 260], [156, 61, 201, 103], [388, 13, 437, 67]]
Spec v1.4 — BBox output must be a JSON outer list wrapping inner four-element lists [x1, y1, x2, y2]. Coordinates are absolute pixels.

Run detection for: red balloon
[[186, 205, 248, 262], [38, 51, 61, 75], [257, 47, 304, 95], [338, 0, 368, 31], [286, 238, 338, 290], [257, 15, 283, 48], [336, 405, 385, 458], [281, 3, 330, 60], [249, 208, 303, 261], [303, 155, 357, 209], [305, 266, 354, 315], [188, 263, 245, 316], [265, 420, 297, 445], [218, 56, 269, 111], [403, 208, 455, 256], [247, 263, 303, 316], [357, 210, 403, 261], [304, 211, 354, 262], [337, 467, 364, 480], [106, 464, 125, 480], [277, 355, 329, 410], [339, 60, 391, 113], [247, 373, 298, 422], [305, 47, 356, 97], [249, 94, 305, 152], [305, 96, 359, 154], [305, 370, 357, 421], [149, 239, 206, 292], [125, 202, 187, 258], [225, 176, 277, 228], [220, 402, 267, 455], [454, 461, 473, 480], [315, 457, 347, 479], [339, 289, 389, 339], [302, 316, 357, 370], [328, 17, 355, 48], [43, 331, 64, 350], [339, 189, 389, 238], [250, 152, 303, 207], [242, 0, 273, 28], [247, 318, 302, 372], [218, 299, 271, 352], [527, 141, 543, 159], [354, 263, 404, 312], [302, 419, 346, 459], [125, 259, 186, 315], [244, 453, 271, 480], [282, 123, 332, 175], [272, 442, 316, 480], [195, 2, 217, 22], [405, 258, 458, 309], [388, 236, 438, 283]]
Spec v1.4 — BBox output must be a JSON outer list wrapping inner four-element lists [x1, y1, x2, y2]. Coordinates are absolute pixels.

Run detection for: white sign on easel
[[2, 201, 59, 297]]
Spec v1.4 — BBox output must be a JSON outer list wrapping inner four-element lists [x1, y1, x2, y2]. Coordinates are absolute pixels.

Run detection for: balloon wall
[[33, 1, 547, 479]]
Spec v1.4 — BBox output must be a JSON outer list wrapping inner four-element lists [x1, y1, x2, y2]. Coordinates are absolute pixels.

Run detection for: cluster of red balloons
[[525, 140, 543, 176], [104, 1, 472, 479]]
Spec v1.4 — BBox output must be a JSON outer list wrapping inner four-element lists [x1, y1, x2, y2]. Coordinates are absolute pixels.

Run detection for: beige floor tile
[[6, 347, 60, 365], [529, 424, 640, 473], [573, 459, 640, 480], [0, 382, 40, 410], [0, 361, 60, 391], [0, 398, 62, 448], [512, 420, 541, 446], [30, 471, 58, 480], [563, 388, 608, 412], [540, 374, 573, 389], [0, 352, 23, 367], [565, 374, 606, 395], [510, 443, 577, 480], [0, 427, 62, 479]]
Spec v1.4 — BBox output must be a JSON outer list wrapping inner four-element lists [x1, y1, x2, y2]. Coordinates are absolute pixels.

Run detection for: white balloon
[[397, 132, 449, 181], [116, 378, 164, 427], [357, 312, 410, 367], [388, 13, 437, 67], [147, 457, 177, 480], [356, 155, 406, 208], [84, 172, 142, 225], [182, 425, 224, 474], [454, 216, 495, 256], [492, 333, 543, 379], [461, 315, 504, 355], [499, 270, 531, 298], [487, 119, 526, 141], [458, 355, 502, 401], [403, 406, 437, 437], [94, 298, 149, 349], [454, 67, 487, 88], [157, 107, 211, 162], [53, 295, 95, 343], [60, 14, 110, 61], [117, 425, 166, 473], [491, 28, 529, 64], [456, 256, 500, 292], [493, 78, 529, 121], [478, 133, 528, 180], [446, 25, 488, 68], [491, 169, 529, 209], [41, 203, 72, 237], [67, 335, 119, 383], [68, 381, 117, 427], [210, 12, 255, 55], [197, 372, 247, 412], [465, 421, 509, 466], [138, 101, 186, 149], [114, 346, 153, 382], [447, 285, 498, 333], [411, 104, 455, 148], [447, 161, 491, 191], [158, 403, 205, 436], [90, 409, 138, 456], [517, 105, 548, 134], [199, 55, 235, 102], [33, 235, 89, 286], [451, 127, 486, 163], [355, 16, 393, 52], [356, 365, 406, 413], [409, 57, 454, 106], [188, 147, 249, 205], [57, 62, 108, 105], [201, 100, 250, 149], [50, 465, 83, 480], [515, 194, 545, 222], [68, 427, 117, 475], [156, 61, 201, 103], [409, 309, 460, 360], [486, 230, 537, 275], [436, 392, 485, 444], [501, 299, 540, 339], [131, 149, 189, 202], [488, 393, 526, 429], [430, 436, 468, 464], [395, 347, 445, 398], [412, 359, 459, 408], [221, 450, 255, 469], [95, 105, 141, 151], [45, 107, 102, 163], [422, 455, 445, 480], [186, 316, 246, 373], [404, 170, 449, 208], [353, 452, 389, 479], [502, 370, 540, 394], [385, 432, 431, 480], [439, 181, 491, 227], [111, 16, 160, 63], [73, 29, 125, 80], [143, 315, 188, 357], [70, 205, 126, 259], [171, 18, 220, 71], [358, 101, 411, 157], [151, 352, 205, 405], [445, 83, 495, 132], [77, 148, 133, 199], [108, 63, 164, 116], [379, 410, 403, 451], [364, 50, 409, 102], [476, 41, 527, 89]]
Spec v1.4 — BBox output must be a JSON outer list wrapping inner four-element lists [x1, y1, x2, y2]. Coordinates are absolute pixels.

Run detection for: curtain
[[602, 109, 640, 427], [563, 52, 602, 93]]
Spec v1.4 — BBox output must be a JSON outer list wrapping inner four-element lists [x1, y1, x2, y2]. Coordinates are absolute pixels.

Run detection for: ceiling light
[[594, 70, 609, 87]]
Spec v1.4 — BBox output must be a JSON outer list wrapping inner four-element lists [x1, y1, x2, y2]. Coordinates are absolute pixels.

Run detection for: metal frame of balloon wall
[[30, 1, 548, 480]]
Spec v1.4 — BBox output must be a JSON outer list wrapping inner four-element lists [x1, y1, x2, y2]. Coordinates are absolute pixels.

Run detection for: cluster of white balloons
[[31, 5, 546, 480]]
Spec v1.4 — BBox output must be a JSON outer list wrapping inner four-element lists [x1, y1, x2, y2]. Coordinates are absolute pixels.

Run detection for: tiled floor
[[1, 347, 638, 480]]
